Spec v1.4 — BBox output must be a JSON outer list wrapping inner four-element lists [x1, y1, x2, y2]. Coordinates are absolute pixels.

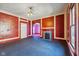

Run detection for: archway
[[33, 23, 40, 38]]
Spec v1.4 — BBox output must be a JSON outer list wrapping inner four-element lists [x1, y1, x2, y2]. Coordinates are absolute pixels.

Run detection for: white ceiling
[[0, 3, 67, 20]]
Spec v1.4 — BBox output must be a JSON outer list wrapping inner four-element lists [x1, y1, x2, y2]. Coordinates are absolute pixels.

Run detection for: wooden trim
[[66, 40, 74, 56], [0, 10, 26, 19], [41, 18, 42, 37], [78, 3, 79, 56], [64, 11, 67, 40], [74, 4, 77, 55], [75, 3, 79, 56], [31, 20, 32, 36], [0, 10, 18, 18], [54, 16, 56, 39], [42, 27, 54, 29], [20, 19, 28, 22], [54, 37, 65, 40], [0, 37, 19, 42], [73, 3, 79, 56], [18, 17, 21, 39]]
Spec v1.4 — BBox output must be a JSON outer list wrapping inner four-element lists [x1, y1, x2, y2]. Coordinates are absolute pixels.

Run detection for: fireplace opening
[[44, 31, 52, 41], [45, 33, 50, 39]]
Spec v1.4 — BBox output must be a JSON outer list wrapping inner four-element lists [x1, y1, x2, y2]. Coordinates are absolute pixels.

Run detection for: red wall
[[0, 12, 18, 40], [42, 16, 54, 27], [56, 14, 64, 38]]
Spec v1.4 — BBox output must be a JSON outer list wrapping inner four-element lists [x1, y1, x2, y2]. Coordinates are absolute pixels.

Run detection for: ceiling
[[0, 3, 67, 20]]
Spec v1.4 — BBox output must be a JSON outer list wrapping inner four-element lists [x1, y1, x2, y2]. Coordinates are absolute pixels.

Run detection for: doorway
[[21, 22, 27, 38], [33, 23, 40, 38]]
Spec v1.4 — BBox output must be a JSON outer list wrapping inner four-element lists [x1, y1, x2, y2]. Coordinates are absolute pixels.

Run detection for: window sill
[[66, 41, 75, 56]]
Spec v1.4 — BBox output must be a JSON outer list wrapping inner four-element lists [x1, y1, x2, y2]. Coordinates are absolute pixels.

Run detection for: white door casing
[[21, 23, 27, 39]]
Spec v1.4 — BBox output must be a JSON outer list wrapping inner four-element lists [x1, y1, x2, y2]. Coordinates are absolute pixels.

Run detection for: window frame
[[70, 4, 76, 50]]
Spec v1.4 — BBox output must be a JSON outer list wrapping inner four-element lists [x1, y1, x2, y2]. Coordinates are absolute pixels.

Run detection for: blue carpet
[[0, 38, 70, 56]]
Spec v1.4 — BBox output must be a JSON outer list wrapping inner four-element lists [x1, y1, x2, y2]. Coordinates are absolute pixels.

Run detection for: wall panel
[[42, 16, 54, 28], [0, 12, 18, 40], [56, 14, 64, 38]]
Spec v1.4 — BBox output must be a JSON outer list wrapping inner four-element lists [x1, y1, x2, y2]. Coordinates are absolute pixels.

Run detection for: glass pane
[[71, 26, 75, 48], [72, 6, 75, 25], [70, 9, 73, 26]]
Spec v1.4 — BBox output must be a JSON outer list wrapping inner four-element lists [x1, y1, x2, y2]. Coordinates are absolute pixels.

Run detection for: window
[[70, 5, 75, 48]]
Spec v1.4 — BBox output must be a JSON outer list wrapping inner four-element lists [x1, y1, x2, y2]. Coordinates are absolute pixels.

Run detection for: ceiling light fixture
[[27, 7, 33, 16]]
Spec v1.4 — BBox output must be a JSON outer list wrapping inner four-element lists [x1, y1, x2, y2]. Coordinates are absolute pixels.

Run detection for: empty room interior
[[0, 3, 79, 56]]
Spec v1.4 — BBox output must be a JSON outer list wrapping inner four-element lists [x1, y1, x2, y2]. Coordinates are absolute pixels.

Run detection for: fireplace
[[43, 31, 52, 41]]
